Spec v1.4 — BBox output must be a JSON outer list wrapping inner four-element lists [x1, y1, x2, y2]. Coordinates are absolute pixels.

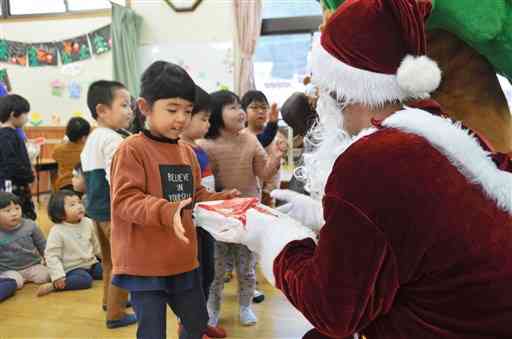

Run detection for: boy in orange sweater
[[110, 61, 239, 339], [52, 117, 90, 191]]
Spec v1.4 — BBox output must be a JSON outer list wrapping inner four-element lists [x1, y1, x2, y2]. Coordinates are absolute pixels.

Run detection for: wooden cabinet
[[25, 127, 65, 195]]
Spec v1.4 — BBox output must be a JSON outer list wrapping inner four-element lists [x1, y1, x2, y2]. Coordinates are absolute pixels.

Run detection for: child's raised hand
[[269, 103, 279, 123], [173, 198, 192, 244], [272, 139, 287, 160], [54, 278, 66, 289], [224, 189, 241, 199]]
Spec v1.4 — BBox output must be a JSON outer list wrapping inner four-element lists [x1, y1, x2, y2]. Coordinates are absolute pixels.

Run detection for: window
[[262, 0, 322, 19], [255, 0, 322, 105], [2, 0, 126, 17], [254, 33, 314, 105], [67, 0, 126, 11], [9, 0, 66, 15]]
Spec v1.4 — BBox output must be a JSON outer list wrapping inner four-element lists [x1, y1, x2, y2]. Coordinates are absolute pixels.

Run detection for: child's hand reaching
[[224, 189, 241, 199], [275, 136, 288, 156], [173, 198, 192, 244], [269, 103, 279, 123], [54, 278, 66, 289]]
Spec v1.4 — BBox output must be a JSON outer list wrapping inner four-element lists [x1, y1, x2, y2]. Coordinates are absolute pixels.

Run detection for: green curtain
[[111, 2, 143, 96]]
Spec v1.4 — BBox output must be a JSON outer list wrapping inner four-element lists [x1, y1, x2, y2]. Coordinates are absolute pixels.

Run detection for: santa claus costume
[[196, 0, 512, 338]]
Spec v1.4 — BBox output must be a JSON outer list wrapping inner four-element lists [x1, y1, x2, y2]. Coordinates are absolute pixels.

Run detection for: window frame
[[261, 15, 322, 36], [0, 0, 126, 20]]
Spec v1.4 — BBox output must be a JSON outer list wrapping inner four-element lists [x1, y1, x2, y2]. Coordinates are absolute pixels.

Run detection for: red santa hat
[[312, 0, 441, 107]]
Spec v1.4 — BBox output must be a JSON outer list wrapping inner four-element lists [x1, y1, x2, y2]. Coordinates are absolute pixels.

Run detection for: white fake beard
[[295, 93, 353, 200]]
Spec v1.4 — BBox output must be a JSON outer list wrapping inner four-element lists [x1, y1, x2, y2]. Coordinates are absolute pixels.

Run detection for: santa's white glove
[[242, 208, 316, 285], [271, 189, 325, 232], [194, 202, 315, 285]]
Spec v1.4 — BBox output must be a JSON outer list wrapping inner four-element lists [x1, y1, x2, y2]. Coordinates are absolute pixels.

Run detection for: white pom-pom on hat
[[397, 55, 442, 97]]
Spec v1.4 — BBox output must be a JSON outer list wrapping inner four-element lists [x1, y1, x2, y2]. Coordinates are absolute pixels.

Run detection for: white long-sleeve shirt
[[45, 217, 101, 281]]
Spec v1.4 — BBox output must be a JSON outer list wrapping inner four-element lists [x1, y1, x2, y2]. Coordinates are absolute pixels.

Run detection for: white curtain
[[233, 0, 263, 96]]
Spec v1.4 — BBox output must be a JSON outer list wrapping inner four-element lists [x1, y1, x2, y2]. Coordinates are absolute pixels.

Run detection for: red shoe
[[178, 324, 220, 338], [206, 325, 227, 338]]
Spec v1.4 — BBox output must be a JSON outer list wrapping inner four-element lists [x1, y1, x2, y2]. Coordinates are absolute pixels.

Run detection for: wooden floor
[[0, 196, 313, 339]]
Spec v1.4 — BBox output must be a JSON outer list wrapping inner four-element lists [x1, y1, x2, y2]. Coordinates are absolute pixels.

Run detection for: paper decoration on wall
[[29, 112, 44, 126], [51, 113, 62, 126], [58, 35, 91, 65], [89, 25, 112, 55], [27, 43, 58, 67], [72, 111, 84, 118], [1, 24, 112, 67], [0, 40, 28, 66], [68, 81, 82, 99], [0, 40, 8, 63], [0, 69, 11, 91], [60, 63, 83, 77], [50, 79, 65, 97]]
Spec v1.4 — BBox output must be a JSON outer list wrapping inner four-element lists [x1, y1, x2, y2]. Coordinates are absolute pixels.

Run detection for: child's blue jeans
[[58, 263, 103, 291], [0, 278, 17, 301]]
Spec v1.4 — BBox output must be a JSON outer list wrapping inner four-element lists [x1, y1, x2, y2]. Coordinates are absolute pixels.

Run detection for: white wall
[[133, 0, 235, 92], [0, 0, 236, 126], [133, 0, 234, 45], [0, 16, 112, 126]]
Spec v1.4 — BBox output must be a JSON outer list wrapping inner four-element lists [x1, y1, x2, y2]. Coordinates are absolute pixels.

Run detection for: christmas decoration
[[58, 35, 91, 65], [27, 42, 58, 67], [88, 25, 112, 55], [0, 40, 27, 66]]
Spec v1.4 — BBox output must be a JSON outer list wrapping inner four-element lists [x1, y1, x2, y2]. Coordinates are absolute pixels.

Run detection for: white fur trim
[[397, 55, 442, 97], [382, 109, 512, 214], [311, 40, 432, 107]]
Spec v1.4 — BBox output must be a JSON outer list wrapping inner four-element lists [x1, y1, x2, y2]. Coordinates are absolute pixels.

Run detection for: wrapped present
[[194, 197, 282, 244]]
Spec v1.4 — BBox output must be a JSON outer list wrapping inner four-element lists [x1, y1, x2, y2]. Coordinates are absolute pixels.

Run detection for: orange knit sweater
[[110, 131, 229, 276]]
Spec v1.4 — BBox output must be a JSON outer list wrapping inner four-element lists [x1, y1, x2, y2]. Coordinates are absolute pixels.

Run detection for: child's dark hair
[[0, 192, 21, 209], [140, 61, 195, 106], [0, 94, 30, 123], [47, 189, 79, 224], [205, 90, 240, 139], [87, 80, 126, 120], [241, 90, 268, 111], [192, 86, 211, 115], [66, 117, 91, 142]]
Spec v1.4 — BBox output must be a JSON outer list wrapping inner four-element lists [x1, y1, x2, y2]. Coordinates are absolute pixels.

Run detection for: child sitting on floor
[[0, 192, 50, 299], [37, 190, 102, 296]]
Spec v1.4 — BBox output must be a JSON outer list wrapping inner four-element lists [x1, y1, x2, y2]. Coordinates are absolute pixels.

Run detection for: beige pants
[[94, 220, 130, 321], [0, 264, 50, 289]]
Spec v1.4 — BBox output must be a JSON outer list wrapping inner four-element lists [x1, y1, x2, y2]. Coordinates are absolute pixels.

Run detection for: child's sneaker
[[240, 306, 257, 326], [208, 310, 220, 327], [252, 289, 265, 303], [178, 324, 218, 338], [206, 325, 227, 338], [106, 313, 137, 329]]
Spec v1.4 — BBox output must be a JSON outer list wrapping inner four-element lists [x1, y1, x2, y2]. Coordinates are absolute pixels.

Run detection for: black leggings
[[196, 227, 215, 301]]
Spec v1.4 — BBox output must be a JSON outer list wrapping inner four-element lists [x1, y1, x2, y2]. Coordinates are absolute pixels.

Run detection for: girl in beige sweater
[[37, 190, 102, 296], [198, 90, 283, 328]]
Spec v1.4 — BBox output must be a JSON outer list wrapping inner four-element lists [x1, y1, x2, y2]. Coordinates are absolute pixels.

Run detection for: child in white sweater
[[37, 190, 102, 296]]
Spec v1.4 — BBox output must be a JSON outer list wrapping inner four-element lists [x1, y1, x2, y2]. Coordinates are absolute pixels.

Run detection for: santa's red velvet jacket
[[274, 108, 512, 339]]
